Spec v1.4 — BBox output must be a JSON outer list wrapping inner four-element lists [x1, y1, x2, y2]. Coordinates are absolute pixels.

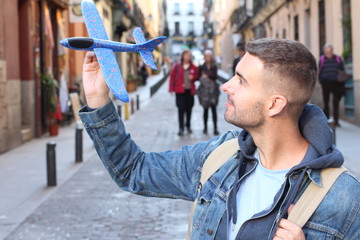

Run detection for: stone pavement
[[0, 120, 96, 240], [1, 72, 360, 240]]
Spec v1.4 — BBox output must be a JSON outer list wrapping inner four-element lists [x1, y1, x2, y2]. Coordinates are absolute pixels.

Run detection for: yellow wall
[[96, 0, 113, 39], [213, 0, 239, 72], [325, 0, 343, 54], [136, 0, 161, 37]]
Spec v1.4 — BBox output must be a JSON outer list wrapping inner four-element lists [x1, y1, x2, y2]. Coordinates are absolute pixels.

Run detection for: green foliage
[[127, 73, 141, 86], [342, 45, 351, 59], [41, 73, 58, 114], [342, 13, 352, 61]]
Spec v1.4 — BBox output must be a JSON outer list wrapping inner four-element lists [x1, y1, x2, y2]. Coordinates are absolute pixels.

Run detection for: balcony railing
[[231, 4, 253, 30], [253, 0, 270, 15]]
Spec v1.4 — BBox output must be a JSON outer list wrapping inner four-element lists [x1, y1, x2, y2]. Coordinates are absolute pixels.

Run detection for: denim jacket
[[79, 102, 360, 240]]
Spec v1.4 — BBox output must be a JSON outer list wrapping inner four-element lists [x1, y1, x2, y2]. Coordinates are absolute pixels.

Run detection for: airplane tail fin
[[133, 27, 167, 70]]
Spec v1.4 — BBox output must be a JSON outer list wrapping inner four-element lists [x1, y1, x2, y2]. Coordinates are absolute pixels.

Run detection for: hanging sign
[[69, 0, 84, 23]]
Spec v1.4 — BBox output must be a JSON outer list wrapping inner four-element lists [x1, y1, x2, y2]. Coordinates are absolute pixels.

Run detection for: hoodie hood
[[237, 104, 344, 172]]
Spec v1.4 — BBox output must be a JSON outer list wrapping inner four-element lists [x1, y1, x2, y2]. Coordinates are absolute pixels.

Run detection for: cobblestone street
[[6, 156, 191, 240]]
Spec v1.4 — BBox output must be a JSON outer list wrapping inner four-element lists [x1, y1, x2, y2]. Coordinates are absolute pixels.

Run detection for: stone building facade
[[208, 0, 360, 126]]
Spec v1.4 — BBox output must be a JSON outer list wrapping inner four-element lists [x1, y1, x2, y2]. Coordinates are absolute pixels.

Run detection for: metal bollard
[[46, 142, 57, 186], [125, 103, 129, 120], [130, 98, 135, 114], [327, 119, 336, 145], [117, 105, 122, 118], [136, 94, 140, 110], [75, 126, 83, 163]]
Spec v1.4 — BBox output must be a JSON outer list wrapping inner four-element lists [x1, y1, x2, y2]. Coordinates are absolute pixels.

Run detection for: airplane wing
[[133, 27, 147, 44], [81, 0, 129, 102], [81, 0, 109, 40], [94, 48, 129, 102], [133, 27, 160, 70]]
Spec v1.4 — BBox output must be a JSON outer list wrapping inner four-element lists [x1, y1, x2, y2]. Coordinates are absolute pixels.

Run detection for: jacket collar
[[237, 104, 344, 176]]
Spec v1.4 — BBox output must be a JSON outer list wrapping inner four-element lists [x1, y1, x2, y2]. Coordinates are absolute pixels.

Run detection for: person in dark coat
[[232, 45, 245, 75], [318, 43, 345, 127], [197, 50, 220, 135], [169, 50, 198, 136]]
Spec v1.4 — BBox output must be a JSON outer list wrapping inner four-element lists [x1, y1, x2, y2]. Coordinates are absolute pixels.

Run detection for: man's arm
[[79, 52, 220, 200], [79, 102, 217, 200]]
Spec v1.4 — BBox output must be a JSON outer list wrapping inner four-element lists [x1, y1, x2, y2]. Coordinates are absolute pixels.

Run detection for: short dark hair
[[246, 38, 317, 120], [180, 50, 191, 63], [236, 42, 245, 52]]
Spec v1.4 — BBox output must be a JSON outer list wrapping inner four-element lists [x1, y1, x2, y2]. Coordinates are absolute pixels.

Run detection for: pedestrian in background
[[169, 50, 198, 136], [197, 49, 220, 135], [318, 43, 346, 127], [139, 63, 148, 86], [232, 44, 245, 75]]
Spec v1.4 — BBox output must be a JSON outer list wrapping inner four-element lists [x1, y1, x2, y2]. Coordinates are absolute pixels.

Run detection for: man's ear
[[266, 95, 287, 117]]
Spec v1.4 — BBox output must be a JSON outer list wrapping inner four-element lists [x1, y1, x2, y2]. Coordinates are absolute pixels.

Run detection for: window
[[188, 3, 194, 15], [189, 22, 194, 34], [174, 3, 180, 15], [102, 8, 109, 19], [342, 0, 352, 62], [304, 8, 311, 48], [342, 0, 354, 117], [294, 15, 299, 41], [175, 22, 180, 35]]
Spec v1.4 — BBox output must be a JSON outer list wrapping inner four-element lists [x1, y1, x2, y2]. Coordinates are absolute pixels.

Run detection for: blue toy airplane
[[60, 0, 167, 102]]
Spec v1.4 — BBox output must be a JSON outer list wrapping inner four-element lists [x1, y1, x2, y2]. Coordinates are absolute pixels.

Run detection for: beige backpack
[[186, 138, 346, 239]]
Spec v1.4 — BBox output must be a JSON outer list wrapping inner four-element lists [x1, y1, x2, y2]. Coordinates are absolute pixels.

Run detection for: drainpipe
[[38, 0, 47, 133]]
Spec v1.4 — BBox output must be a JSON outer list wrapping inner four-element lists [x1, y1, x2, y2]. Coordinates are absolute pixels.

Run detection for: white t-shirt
[[228, 152, 290, 240]]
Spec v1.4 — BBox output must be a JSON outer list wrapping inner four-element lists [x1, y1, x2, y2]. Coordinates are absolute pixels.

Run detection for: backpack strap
[[186, 138, 240, 239], [319, 55, 325, 72], [288, 167, 347, 227], [319, 55, 342, 72], [335, 55, 341, 64], [199, 138, 240, 186]]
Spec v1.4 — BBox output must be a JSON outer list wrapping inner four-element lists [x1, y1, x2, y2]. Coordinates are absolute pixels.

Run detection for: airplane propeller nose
[[60, 39, 68, 47]]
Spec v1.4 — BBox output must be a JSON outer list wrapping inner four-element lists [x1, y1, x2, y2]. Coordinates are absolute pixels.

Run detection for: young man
[[79, 39, 359, 239]]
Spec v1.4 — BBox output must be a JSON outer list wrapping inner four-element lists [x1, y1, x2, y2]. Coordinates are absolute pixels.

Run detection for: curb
[[150, 71, 170, 97]]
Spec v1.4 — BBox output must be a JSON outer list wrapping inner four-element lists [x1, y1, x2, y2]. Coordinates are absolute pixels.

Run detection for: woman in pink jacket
[[169, 50, 198, 136]]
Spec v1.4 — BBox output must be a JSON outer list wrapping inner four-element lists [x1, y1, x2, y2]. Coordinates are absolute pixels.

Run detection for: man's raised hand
[[82, 52, 110, 108]]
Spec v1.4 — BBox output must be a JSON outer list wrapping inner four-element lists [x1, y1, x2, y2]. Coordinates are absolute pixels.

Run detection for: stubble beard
[[224, 101, 265, 130]]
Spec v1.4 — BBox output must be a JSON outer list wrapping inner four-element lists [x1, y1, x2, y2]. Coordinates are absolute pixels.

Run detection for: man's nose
[[221, 78, 234, 94]]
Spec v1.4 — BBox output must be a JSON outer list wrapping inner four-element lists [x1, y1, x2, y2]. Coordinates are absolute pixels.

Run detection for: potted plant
[[126, 73, 140, 92], [41, 73, 62, 136]]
